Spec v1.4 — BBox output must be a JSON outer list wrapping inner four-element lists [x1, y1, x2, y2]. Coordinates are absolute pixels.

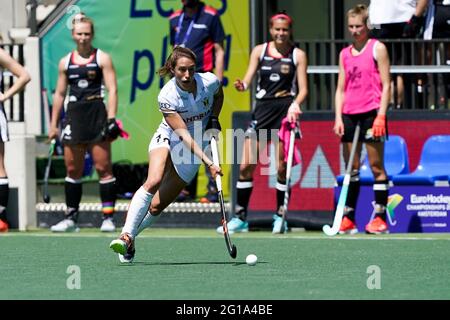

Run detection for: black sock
[[276, 180, 288, 217], [374, 179, 389, 220], [235, 179, 253, 221], [100, 177, 117, 219], [344, 207, 355, 221], [0, 177, 9, 222], [345, 171, 360, 212], [65, 177, 82, 221]]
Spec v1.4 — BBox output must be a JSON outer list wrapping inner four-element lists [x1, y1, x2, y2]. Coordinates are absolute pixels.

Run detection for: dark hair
[[347, 4, 369, 25], [158, 46, 197, 77], [72, 15, 95, 36], [269, 11, 293, 28]]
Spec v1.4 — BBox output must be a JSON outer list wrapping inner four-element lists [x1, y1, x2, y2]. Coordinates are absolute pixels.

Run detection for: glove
[[402, 15, 423, 38], [372, 114, 386, 138], [104, 118, 121, 140], [206, 116, 221, 131]]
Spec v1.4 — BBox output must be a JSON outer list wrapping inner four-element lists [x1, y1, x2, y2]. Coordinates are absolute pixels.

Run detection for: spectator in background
[[335, 5, 391, 234], [0, 47, 31, 232], [48, 15, 121, 232], [216, 12, 307, 234], [169, 0, 225, 203], [425, 0, 450, 107], [369, 0, 428, 109]]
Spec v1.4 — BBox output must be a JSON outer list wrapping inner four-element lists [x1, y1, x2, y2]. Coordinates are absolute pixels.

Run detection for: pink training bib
[[341, 39, 382, 114]]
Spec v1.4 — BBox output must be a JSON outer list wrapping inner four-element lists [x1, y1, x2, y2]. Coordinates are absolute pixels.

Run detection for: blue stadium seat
[[392, 135, 450, 185], [336, 135, 410, 185]]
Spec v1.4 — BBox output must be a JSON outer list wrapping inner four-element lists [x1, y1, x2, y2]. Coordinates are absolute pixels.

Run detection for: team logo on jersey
[[78, 79, 89, 88], [280, 64, 290, 74], [269, 73, 281, 82], [159, 102, 173, 112], [193, 24, 207, 29], [87, 70, 97, 79], [202, 97, 210, 108], [348, 66, 362, 82]]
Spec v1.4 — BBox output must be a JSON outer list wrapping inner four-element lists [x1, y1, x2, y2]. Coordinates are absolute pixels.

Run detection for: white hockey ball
[[246, 254, 258, 266]]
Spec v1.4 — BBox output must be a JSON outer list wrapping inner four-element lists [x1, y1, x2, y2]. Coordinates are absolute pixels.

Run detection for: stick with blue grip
[[323, 123, 360, 236]]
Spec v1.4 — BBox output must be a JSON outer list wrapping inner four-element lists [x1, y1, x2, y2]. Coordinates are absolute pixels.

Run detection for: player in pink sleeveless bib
[[334, 4, 391, 234]]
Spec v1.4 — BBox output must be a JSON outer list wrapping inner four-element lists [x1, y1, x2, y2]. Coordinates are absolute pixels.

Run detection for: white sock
[[136, 211, 160, 235], [122, 186, 153, 237]]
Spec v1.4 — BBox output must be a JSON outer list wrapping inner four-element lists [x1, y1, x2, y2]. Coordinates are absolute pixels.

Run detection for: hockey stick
[[323, 123, 361, 236], [42, 89, 51, 133], [42, 139, 56, 203], [279, 122, 301, 233], [210, 135, 237, 259]]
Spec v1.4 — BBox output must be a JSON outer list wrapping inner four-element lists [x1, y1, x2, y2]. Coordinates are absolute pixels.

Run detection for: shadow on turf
[[117, 261, 267, 266]]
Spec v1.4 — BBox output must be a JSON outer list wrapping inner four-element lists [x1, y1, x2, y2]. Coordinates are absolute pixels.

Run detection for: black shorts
[[61, 99, 107, 145], [246, 96, 292, 141], [342, 109, 388, 143]]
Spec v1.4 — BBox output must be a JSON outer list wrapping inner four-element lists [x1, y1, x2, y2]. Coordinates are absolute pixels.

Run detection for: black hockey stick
[[210, 135, 237, 259], [42, 139, 56, 203]]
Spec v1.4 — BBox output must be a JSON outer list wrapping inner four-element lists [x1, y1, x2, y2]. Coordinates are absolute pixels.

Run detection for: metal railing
[[297, 39, 450, 111], [0, 44, 25, 122]]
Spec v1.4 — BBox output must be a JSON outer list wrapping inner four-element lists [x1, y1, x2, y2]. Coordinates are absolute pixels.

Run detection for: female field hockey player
[[334, 4, 391, 234], [217, 11, 308, 234], [110, 47, 224, 263], [48, 15, 121, 233], [0, 47, 31, 232]]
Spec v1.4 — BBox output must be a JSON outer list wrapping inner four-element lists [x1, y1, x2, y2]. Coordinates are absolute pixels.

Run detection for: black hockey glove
[[402, 15, 423, 38], [104, 118, 121, 140], [206, 116, 222, 131]]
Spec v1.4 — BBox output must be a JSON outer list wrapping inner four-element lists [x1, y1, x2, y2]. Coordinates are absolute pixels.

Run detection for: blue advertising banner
[[334, 186, 450, 233]]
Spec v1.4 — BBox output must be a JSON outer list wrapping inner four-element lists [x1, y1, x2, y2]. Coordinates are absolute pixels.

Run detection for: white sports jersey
[[369, 0, 417, 25], [158, 72, 220, 132], [149, 72, 220, 183]]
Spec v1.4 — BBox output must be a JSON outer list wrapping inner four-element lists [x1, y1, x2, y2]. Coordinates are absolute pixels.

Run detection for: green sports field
[[1, 229, 450, 300]]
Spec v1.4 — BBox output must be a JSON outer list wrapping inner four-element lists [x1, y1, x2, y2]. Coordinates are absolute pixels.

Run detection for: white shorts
[[148, 122, 207, 184]]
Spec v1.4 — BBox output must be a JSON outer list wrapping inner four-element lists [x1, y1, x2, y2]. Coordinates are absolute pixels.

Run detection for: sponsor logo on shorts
[[62, 124, 72, 140]]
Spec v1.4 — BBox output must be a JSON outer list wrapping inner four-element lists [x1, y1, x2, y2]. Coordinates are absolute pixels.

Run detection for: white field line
[[2, 233, 450, 241]]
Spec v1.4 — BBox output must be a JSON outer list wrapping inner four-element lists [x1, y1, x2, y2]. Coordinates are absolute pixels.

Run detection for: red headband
[[270, 13, 292, 25]]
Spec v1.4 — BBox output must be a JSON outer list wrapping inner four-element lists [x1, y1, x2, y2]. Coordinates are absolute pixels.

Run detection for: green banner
[[41, 0, 250, 196]]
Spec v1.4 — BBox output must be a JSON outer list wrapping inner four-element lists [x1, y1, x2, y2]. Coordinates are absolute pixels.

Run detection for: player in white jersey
[[109, 47, 224, 263], [0, 47, 30, 232]]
